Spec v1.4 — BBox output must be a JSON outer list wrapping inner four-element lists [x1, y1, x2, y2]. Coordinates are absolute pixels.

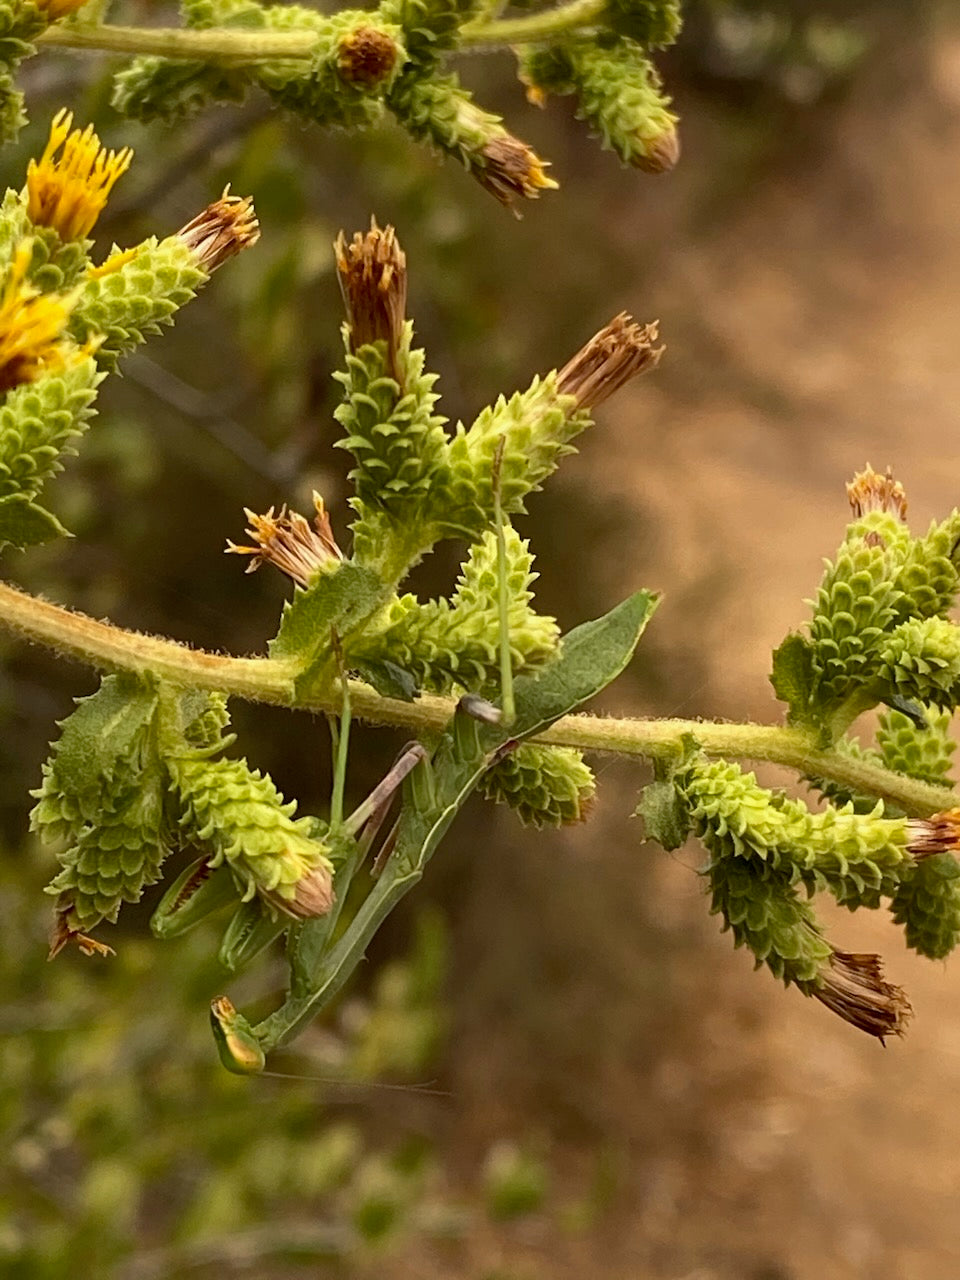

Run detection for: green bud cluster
[[334, 323, 448, 523], [353, 528, 559, 693], [329, 298, 617, 580], [0, 0, 45, 143], [479, 743, 595, 827], [876, 617, 960, 710], [31, 675, 172, 940], [677, 755, 913, 910], [890, 854, 960, 960], [877, 707, 955, 788], [0, 356, 101, 501], [380, 0, 476, 69], [170, 755, 334, 916], [518, 38, 679, 173], [68, 237, 207, 370], [42, 766, 170, 936], [707, 855, 831, 988], [439, 376, 588, 540], [773, 484, 960, 732]]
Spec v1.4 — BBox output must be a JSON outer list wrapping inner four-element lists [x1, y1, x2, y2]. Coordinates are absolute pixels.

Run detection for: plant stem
[[37, 22, 317, 61], [460, 0, 605, 46], [0, 578, 952, 816]]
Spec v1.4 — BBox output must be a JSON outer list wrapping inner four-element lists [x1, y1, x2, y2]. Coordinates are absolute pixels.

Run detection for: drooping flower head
[[0, 241, 77, 392], [26, 110, 132, 243]]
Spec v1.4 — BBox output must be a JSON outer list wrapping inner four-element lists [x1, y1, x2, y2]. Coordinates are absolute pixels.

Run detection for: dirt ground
[[379, 31, 960, 1280]]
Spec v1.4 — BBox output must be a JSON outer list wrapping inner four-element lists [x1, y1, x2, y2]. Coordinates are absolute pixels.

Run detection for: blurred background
[[4, 1, 960, 1276]]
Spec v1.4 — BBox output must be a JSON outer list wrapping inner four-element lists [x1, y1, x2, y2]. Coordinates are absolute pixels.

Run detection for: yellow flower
[[26, 110, 132, 242], [0, 242, 76, 393]]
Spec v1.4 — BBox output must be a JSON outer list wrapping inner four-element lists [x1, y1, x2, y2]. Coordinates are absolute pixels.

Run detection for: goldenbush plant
[[1, 1, 959, 1086]]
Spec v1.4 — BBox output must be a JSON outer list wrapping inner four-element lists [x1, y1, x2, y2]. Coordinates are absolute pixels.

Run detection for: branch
[[0, 579, 953, 816], [35, 2, 610, 62], [37, 23, 318, 62]]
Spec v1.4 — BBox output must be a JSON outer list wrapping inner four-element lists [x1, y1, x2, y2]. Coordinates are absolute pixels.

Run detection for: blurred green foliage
[[0, 846, 468, 1277]]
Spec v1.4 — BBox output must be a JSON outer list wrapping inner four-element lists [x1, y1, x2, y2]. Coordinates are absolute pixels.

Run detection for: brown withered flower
[[178, 188, 260, 273], [478, 135, 558, 213], [814, 948, 912, 1042], [905, 808, 960, 859], [226, 492, 343, 588], [557, 312, 663, 410], [335, 220, 407, 377], [261, 864, 335, 920], [847, 463, 908, 522], [635, 123, 681, 175]]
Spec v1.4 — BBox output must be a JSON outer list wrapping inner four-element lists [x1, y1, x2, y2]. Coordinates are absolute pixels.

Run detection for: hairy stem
[[0, 579, 952, 815], [460, 0, 606, 45], [37, 23, 317, 62]]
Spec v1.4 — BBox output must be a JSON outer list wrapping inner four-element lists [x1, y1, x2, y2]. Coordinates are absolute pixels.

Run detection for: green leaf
[[269, 562, 388, 666], [635, 777, 688, 850], [44, 673, 159, 797], [502, 589, 659, 740], [0, 494, 69, 550], [352, 656, 421, 702], [770, 632, 815, 719]]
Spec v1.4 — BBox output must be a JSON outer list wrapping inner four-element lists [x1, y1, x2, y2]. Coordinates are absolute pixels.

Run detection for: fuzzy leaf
[[770, 631, 816, 721], [0, 493, 68, 549], [37, 673, 158, 800], [269, 562, 388, 665]]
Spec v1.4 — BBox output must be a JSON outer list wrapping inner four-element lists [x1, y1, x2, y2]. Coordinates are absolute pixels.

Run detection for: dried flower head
[[226, 492, 343, 587], [260, 863, 335, 919], [635, 121, 680, 174], [478, 136, 558, 211], [337, 25, 401, 87], [814, 948, 912, 1042], [335, 221, 407, 378], [0, 241, 76, 392], [557, 313, 663, 410], [26, 110, 132, 242], [847, 464, 908, 522], [906, 808, 960, 859], [177, 188, 260, 273]]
